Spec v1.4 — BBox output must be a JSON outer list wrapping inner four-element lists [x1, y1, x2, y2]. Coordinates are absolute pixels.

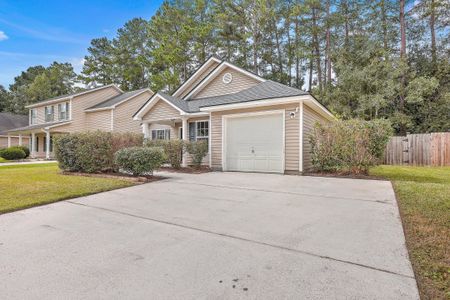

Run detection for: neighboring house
[[7, 85, 153, 159], [134, 57, 334, 173], [0, 112, 30, 149]]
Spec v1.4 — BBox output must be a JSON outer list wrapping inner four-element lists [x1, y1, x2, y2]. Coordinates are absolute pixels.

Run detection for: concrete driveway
[[0, 172, 418, 299]]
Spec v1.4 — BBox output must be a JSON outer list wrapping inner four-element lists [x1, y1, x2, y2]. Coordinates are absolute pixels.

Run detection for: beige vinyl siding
[[113, 91, 152, 133], [303, 104, 329, 171], [210, 104, 299, 172], [142, 99, 180, 122], [0, 136, 30, 148], [39, 87, 121, 133], [178, 61, 220, 99], [192, 67, 260, 99], [65, 87, 121, 132], [86, 110, 112, 132], [31, 101, 70, 125]]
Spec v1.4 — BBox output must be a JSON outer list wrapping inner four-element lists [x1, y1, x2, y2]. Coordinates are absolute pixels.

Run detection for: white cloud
[[0, 30, 8, 41]]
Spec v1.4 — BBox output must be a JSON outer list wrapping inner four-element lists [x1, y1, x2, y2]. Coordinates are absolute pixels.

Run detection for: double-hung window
[[30, 109, 37, 125], [151, 129, 170, 140], [58, 102, 69, 120], [196, 121, 209, 142], [45, 106, 55, 122], [189, 120, 209, 147]]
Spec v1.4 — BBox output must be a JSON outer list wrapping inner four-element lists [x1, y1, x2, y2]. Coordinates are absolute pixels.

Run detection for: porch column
[[181, 117, 188, 167], [31, 133, 36, 158], [142, 122, 150, 139], [45, 130, 51, 159], [18, 134, 23, 146], [7, 135, 11, 147]]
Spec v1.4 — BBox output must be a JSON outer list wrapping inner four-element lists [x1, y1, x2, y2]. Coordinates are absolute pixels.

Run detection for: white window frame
[[45, 105, 55, 122], [151, 129, 170, 140], [30, 109, 37, 125], [195, 121, 209, 142], [58, 102, 69, 121]]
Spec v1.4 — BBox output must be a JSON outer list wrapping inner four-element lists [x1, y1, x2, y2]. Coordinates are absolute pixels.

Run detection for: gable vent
[[222, 72, 233, 84]]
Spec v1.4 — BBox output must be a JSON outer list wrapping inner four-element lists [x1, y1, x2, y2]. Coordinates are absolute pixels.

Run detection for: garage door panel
[[225, 113, 284, 173]]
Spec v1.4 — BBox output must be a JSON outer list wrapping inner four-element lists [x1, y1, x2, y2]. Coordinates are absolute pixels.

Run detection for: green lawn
[[370, 165, 450, 299], [0, 157, 8, 163], [0, 163, 135, 214]]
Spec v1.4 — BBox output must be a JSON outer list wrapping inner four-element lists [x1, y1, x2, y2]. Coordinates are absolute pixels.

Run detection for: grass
[[0, 157, 8, 163], [0, 163, 135, 214], [370, 165, 450, 299]]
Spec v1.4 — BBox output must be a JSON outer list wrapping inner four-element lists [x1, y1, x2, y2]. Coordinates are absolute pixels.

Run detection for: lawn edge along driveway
[[0, 163, 135, 214], [370, 165, 450, 300]]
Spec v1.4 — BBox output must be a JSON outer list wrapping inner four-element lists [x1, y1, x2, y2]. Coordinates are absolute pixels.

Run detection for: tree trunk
[[312, 7, 322, 92], [430, 0, 437, 72], [400, 0, 406, 59], [308, 51, 313, 92], [325, 0, 331, 85], [381, 0, 389, 61], [295, 16, 300, 88], [343, 0, 349, 50]]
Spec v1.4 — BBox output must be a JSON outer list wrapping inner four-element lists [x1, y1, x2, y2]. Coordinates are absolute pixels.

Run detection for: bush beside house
[[310, 119, 392, 174], [54, 131, 144, 173], [186, 140, 208, 168], [115, 147, 166, 176], [0, 147, 27, 160]]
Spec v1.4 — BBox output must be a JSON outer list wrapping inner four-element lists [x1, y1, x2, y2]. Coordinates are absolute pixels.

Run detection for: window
[[196, 121, 209, 141], [151, 129, 170, 140], [189, 121, 209, 146], [30, 109, 37, 125], [58, 102, 69, 120], [45, 106, 55, 122], [35, 136, 39, 152]]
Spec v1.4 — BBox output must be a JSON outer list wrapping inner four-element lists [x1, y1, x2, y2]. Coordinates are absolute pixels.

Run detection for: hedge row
[[54, 131, 143, 173], [310, 119, 393, 174]]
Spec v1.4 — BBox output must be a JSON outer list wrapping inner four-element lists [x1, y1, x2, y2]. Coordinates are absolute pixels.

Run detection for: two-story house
[[7, 84, 153, 158]]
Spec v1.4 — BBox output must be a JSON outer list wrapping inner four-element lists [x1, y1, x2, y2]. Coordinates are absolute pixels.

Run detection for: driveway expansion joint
[[171, 180, 393, 205], [66, 200, 413, 280]]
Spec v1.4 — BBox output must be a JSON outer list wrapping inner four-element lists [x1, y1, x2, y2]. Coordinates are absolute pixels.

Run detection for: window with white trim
[[151, 129, 170, 140], [30, 109, 37, 125], [196, 121, 209, 142], [58, 102, 69, 120], [45, 106, 55, 122], [189, 120, 209, 147]]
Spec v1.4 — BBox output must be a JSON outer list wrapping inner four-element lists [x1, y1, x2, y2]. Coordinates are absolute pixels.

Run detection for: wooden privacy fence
[[384, 132, 450, 166]]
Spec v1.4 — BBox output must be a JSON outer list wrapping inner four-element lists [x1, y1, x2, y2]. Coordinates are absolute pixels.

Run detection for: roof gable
[[172, 57, 222, 98], [183, 61, 266, 100], [85, 88, 153, 111]]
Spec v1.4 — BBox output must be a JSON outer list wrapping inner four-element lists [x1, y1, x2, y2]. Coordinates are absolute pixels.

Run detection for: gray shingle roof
[[7, 120, 71, 133], [162, 80, 308, 113], [86, 88, 149, 110], [0, 113, 29, 135]]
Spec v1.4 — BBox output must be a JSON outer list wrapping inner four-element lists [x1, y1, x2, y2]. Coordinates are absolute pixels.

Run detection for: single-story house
[[0, 112, 30, 149], [134, 57, 334, 174]]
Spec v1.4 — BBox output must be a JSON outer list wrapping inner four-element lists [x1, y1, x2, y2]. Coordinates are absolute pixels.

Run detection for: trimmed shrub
[[0, 147, 26, 160], [54, 131, 144, 173], [54, 134, 83, 171], [145, 139, 185, 169], [12, 146, 30, 158], [310, 119, 393, 174], [115, 146, 166, 176], [186, 140, 208, 168]]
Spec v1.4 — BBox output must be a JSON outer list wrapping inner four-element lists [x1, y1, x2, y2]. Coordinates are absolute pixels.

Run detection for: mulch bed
[[159, 166, 212, 174], [61, 171, 166, 183]]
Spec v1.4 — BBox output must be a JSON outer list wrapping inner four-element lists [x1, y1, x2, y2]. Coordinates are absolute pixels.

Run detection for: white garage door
[[225, 112, 284, 173]]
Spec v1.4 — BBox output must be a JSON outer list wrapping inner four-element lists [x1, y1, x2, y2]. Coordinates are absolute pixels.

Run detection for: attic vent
[[222, 72, 233, 84]]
